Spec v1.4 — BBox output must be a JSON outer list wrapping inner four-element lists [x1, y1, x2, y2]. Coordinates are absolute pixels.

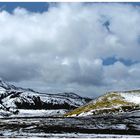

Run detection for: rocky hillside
[[0, 80, 91, 116], [65, 90, 140, 117]]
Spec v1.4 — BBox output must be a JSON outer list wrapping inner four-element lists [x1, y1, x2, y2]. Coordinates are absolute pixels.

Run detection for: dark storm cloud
[[0, 59, 40, 82]]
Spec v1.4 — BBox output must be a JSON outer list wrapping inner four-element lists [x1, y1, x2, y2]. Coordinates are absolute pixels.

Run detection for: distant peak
[[58, 92, 81, 98], [0, 79, 16, 90], [0, 79, 8, 86]]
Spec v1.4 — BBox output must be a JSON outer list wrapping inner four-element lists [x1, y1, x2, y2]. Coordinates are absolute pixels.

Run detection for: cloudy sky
[[0, 2, 140, 97]]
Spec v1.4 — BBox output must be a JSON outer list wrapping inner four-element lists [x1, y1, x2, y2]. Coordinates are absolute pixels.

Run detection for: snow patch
[[120, 92, 140, 104]]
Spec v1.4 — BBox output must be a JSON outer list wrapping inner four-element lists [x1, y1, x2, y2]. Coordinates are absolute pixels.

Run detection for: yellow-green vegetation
[[65, 92, 139, 117]]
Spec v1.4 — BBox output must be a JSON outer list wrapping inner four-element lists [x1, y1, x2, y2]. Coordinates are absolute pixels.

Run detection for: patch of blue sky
[[0, 2, 49, 13], [103, 57, 139, 66]]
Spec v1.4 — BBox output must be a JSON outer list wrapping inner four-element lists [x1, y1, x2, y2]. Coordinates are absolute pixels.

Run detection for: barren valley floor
[[1, 112, 140, 138]]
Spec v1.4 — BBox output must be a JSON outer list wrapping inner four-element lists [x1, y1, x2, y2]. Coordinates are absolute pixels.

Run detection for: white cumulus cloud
[[0, 3, 140, 97]]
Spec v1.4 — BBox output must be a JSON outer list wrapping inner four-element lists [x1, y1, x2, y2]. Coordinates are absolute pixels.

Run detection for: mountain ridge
[[0, 79, 92, 117]]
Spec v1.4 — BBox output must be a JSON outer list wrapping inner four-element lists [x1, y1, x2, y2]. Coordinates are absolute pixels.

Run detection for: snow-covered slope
[[0, 80, 91, 117], [65, 90, 140, 117]]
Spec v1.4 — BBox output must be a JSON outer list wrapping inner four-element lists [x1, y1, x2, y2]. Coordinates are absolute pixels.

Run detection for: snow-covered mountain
[[65, 90, 140, 117], [0, 80, 91, 117]]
